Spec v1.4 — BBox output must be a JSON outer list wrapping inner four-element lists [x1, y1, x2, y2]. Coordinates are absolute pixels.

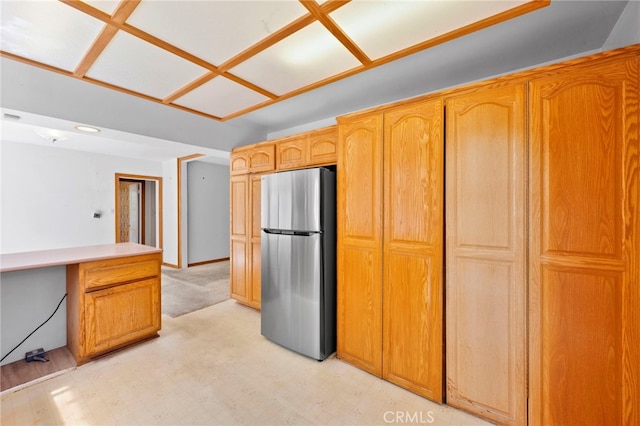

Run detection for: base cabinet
[[66, 252, 161, 365]]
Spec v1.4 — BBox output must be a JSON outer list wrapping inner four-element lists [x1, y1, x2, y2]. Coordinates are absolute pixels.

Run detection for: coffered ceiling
[[1, 0, 546, 123]]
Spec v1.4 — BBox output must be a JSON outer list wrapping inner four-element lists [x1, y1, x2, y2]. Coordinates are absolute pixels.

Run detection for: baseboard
[[188, 257, 230, 267]]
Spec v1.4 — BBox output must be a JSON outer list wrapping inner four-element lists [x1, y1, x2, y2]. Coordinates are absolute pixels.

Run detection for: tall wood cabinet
[[230, 173, 250, 304], [337, 97, 444, 402], [528, 55, 639, 426], [445, 84, 527, 425], [229, 143, 275, 309], [336, 113, 384, 376]]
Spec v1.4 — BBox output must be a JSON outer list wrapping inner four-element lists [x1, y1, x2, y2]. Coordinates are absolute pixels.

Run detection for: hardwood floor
[[1, 347, 75, 392]]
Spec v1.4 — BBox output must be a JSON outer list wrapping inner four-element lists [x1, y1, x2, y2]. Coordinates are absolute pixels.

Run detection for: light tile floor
[[0, 300, 491, 426]]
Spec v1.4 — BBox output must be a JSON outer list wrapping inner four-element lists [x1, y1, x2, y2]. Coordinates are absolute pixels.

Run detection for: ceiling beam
[[299, 0, 371, 66], [73, 0, 141, 77]]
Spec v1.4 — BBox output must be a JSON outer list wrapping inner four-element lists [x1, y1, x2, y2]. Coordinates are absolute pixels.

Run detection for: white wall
[[0, 141, 163, 253], [0, 141, 165, 365], [187, 161, 230, 264], [603, 0, 640, 50], [162, 159, 178, 266], [1, 267, 66, 365]]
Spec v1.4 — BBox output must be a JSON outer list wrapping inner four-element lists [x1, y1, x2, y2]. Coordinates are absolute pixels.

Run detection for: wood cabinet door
[[381, 97, 444, 402], [529, 57, 639, 426], [308, 126, 337, 166], [337, 113, 384, 376], [230, 150, 250, 175], [445, 84, 527, 424], [85, 278, 160, 357], [230, 174, 249, 303], [248, 144, 275, 173], [249, 174, 263, 309], [276, 136, 308, 170]]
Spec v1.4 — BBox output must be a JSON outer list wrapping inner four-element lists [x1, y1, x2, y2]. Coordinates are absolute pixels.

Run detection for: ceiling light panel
[[126, 1, 309, 66], [230, 21, 362, 95], [82, 0, 119, 15], [330, 0, 530, 60], [86, 31, 208, 99], [173, 76, 271, 118], [0, 0, 104, 71]]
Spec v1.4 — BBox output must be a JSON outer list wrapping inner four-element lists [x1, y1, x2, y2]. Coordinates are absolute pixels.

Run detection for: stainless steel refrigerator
[[260, 167, 336, 361]]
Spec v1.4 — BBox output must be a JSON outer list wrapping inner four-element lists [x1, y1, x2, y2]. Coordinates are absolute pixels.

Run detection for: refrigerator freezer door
[[261, 231, 325, 359], [262, 168, 321, 232]]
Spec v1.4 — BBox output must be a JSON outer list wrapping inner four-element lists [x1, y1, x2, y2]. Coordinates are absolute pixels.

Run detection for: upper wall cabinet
[[276, 135, 308, 170], [233, 126, 337, 175], [247, 144, 275, 174], [308, 126, 338, 166], [230, 150, 250, 175], [275, 126, 338, 170], [231, 144, 275, 175]]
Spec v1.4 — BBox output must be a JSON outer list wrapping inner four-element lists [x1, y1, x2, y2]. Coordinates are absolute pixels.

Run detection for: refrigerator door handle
[[262, 229, 318, 236]]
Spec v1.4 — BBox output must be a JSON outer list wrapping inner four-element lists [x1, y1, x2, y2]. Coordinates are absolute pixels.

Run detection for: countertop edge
[[0, 243, 163, 273]]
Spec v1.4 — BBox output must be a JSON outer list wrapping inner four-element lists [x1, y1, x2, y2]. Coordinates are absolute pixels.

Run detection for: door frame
[[115, 173, 163, 249]]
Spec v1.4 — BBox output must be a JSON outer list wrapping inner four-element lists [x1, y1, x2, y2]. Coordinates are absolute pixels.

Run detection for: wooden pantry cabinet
[[528, 55, 639, 426], [335, 46, 640, 425], [229, 172, 263, 309], [445, 84, 527, 425], [337, 97, 445, 402]]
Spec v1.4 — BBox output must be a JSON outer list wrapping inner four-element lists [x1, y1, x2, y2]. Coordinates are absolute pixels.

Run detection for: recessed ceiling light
[[75, 125, 100, 133]]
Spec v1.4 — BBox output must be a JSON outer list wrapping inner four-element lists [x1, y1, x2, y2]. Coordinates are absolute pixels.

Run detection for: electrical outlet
[[25, 348, 48, 362]]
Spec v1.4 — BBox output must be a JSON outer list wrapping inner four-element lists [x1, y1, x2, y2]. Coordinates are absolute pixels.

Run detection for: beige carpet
[[161, 261, 230, 318]]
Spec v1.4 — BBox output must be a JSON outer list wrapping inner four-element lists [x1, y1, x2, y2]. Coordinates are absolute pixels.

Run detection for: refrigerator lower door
[[261, 231, 325, 360]]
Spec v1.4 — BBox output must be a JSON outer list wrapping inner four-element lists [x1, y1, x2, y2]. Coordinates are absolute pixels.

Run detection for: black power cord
[[0, 293, 67, 363]]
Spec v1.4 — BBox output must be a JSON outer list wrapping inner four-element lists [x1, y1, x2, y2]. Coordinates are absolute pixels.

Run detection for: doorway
[[115, 173, 162, 248]]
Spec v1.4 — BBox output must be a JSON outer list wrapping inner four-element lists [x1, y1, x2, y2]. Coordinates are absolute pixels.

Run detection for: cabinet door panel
[[85, 278, 160, 356], [337, 114, 383, 376], [230, 151, 249, 175], [382, 98, 444, 402], [276, 137, 308, 170], [445, 84, 527, 425], [308, 127, 337, 165], [248, 144, 275, 173], [529, 57, 639, 426], [249, 174, 263, 309], [230, 175, 249, 303]]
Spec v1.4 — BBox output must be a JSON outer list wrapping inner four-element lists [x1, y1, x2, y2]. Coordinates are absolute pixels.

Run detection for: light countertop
[[0, 243, 162, 273]]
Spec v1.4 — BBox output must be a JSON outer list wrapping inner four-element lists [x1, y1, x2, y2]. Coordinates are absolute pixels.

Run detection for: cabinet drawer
[[84, 277, 161, 356], [81, 254, 160, 291]]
